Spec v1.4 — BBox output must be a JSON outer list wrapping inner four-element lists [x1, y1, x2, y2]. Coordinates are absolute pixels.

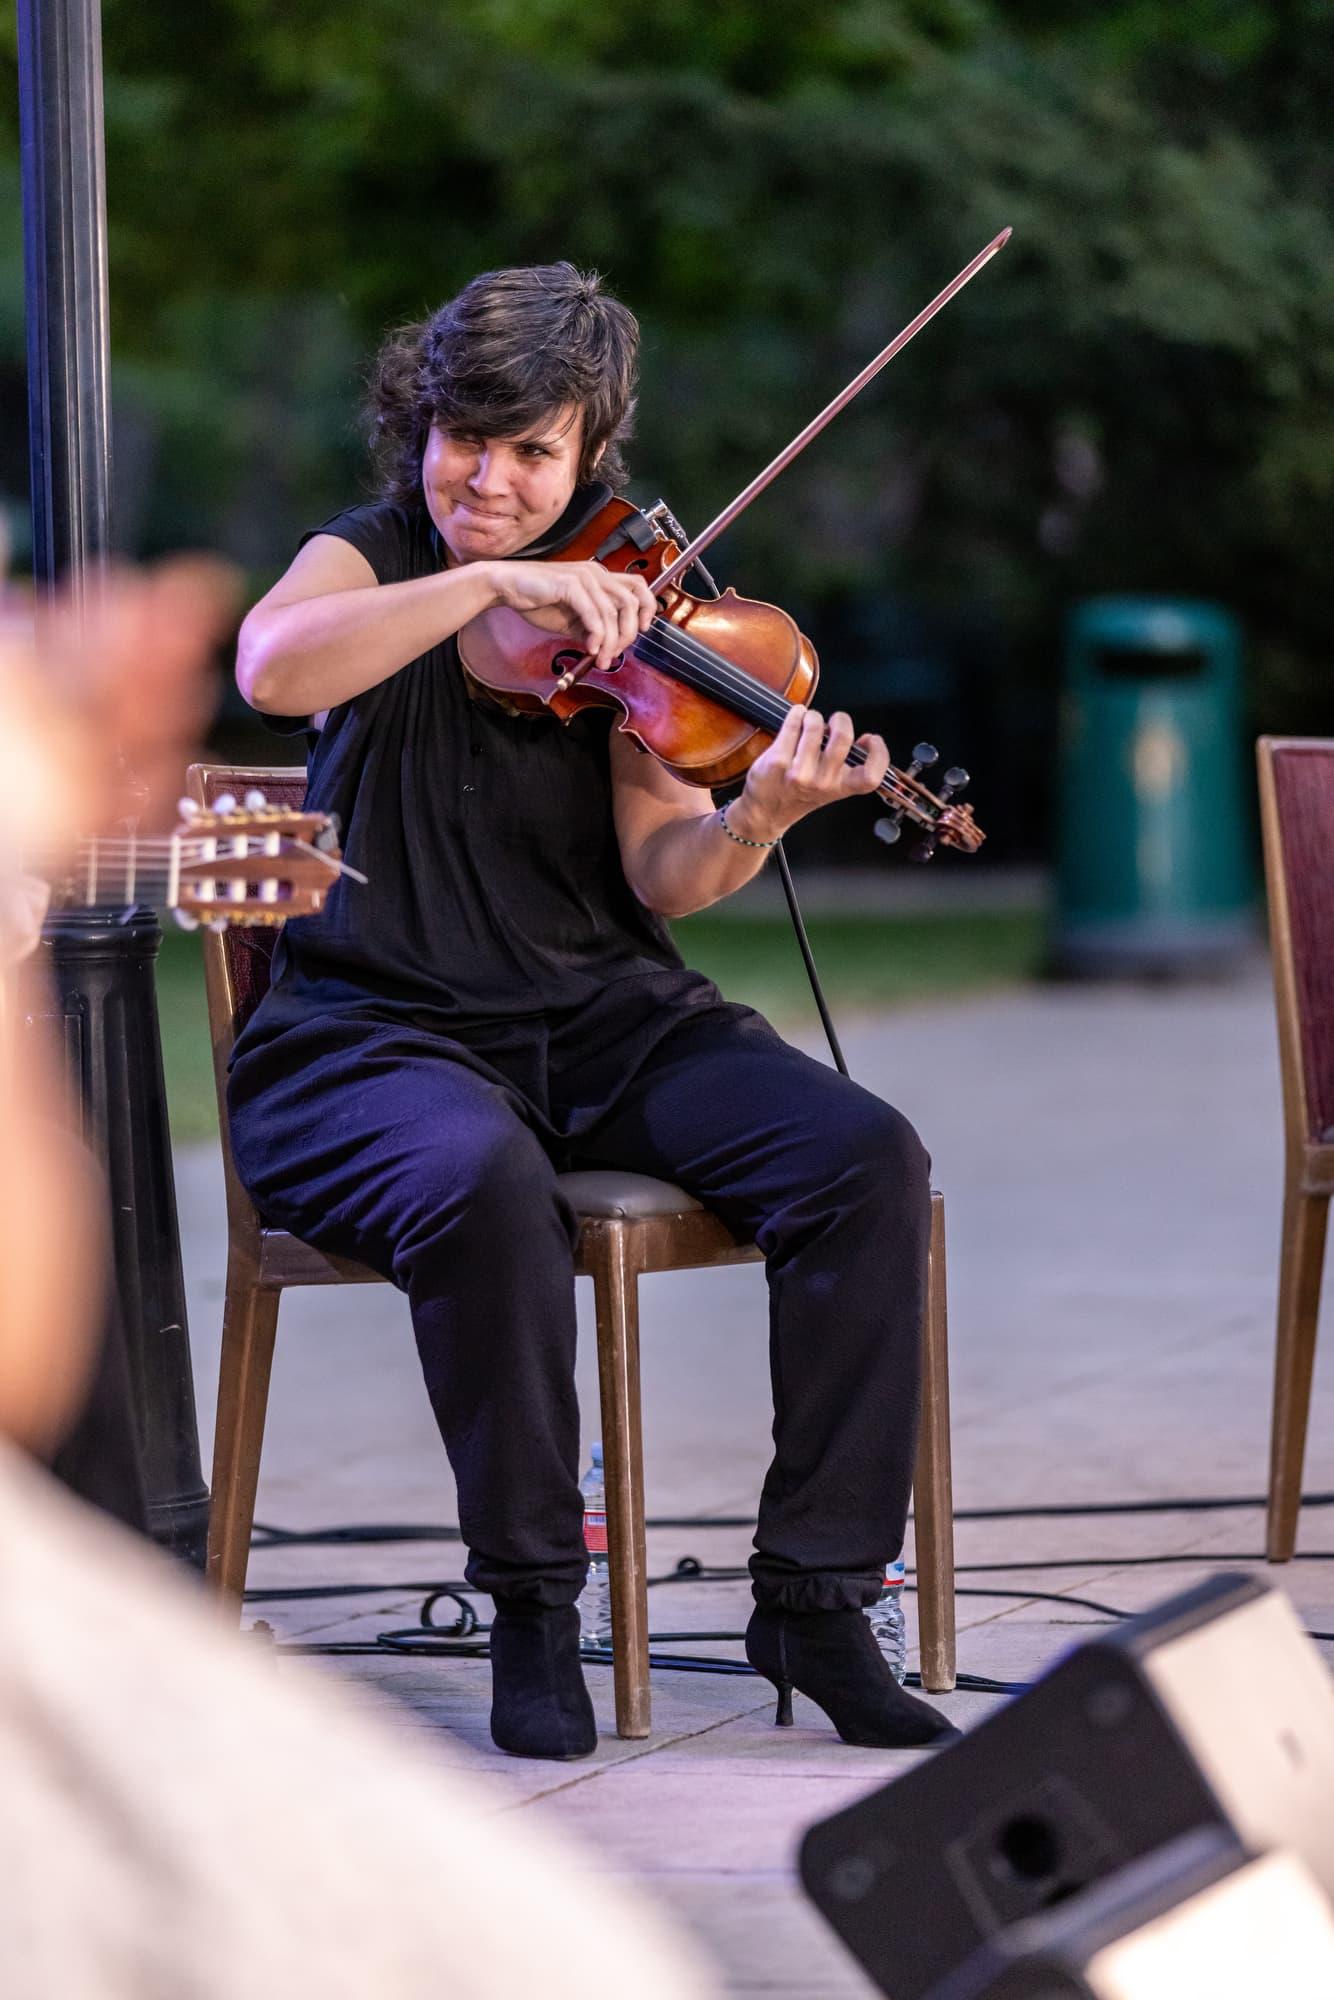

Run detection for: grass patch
[[156, 909, 1041, 1143], [673, 908, 1043, 1020], [157, 927, 221, 1143]]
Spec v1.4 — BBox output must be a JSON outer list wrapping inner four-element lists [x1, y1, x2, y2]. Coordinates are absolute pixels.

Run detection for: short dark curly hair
[[367, 262, 639, 504]]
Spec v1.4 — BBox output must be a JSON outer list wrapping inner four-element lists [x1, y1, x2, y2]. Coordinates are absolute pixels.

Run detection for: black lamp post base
[[37, 905, 210, 1570]]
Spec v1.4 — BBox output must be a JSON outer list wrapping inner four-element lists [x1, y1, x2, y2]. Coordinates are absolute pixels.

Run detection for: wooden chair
[[189, 761, 957, 1735], [1258, 738, 1334, 1562]]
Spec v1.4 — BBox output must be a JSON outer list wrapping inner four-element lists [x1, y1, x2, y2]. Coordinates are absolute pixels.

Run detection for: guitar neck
[[39, 835, 199, 914], [22, 810, 347, 928]]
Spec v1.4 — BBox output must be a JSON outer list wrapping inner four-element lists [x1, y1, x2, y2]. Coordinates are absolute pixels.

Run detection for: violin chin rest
[[516, 481, 616, 558]]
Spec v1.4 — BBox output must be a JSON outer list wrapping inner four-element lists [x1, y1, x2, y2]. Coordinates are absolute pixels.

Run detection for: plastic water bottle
[[865, 1557, 907, 1682], [578, 1442, 611, 1650]]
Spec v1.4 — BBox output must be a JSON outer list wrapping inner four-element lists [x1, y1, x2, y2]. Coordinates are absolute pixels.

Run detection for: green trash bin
[[1052, 597, 1253, 976]]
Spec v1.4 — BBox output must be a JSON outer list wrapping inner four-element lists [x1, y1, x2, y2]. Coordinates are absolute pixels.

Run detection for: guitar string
[[35, 836, 353, 907], [23, 837, 316, 865]]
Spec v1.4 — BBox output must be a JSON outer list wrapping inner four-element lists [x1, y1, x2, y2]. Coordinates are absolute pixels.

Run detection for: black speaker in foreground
[[800, 1575, 1334, 2000], [929, 1826, 1334, 2000]]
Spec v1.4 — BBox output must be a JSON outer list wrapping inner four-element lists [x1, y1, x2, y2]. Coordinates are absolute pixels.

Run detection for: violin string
[[636, 624, 918, 819], [646, 620, 927, 818], [638, 619, 869, 755], [631, 619, 927, 820], [638, 617, 793, 725]]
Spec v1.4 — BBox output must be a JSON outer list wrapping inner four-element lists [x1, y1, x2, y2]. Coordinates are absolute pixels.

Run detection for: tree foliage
[[2, 0, 1331, 771]]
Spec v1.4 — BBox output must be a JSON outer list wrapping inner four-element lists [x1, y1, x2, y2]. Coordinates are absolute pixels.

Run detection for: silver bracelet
[[718, 802, 780, 850]]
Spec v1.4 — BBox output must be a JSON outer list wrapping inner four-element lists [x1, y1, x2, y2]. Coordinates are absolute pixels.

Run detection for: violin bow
[[654, 228, 1012, 593]]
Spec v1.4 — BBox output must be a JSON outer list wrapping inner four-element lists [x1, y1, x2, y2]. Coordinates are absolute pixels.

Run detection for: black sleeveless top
[[234, 496, 721, 1076]]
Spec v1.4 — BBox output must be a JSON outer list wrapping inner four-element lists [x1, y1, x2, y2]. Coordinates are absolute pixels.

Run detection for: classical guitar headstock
[[173, 789, 347, 927], [873, 743, 984, 860]]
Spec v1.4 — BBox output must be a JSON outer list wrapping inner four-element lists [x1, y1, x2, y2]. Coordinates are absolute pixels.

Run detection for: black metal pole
[[18, 0, 210, 1565], [17, 0, 110, 591]]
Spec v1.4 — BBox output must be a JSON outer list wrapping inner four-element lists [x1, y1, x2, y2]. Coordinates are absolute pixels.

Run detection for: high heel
[[746, 1604, 960, 1749], [489, 1600, 597, 1761]]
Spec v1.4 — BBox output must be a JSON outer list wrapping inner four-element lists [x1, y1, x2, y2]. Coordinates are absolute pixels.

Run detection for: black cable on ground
[[247, 1492, 1334, 1689], [277, 1627, 1024, 1696], [242, 1557, 1334, 1646], [241, 1549, 1334, 1608], [250, 1490, 1334, 1549], [245, 1578, 474, 1604], [949, 1493, 1334, 1521], [949, 1552, 1334, 1573]]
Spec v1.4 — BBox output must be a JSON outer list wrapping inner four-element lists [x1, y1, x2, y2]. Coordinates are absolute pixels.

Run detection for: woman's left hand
[[723, 703, 890, 843]]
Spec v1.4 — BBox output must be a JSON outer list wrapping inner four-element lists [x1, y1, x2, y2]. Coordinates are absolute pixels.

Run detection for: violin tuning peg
[[911, 742, 938, 770], [873, 815, 904, 847], [244, 789, 267, 810], [910, 834, 939, 865], [940, 766, 969, 800]]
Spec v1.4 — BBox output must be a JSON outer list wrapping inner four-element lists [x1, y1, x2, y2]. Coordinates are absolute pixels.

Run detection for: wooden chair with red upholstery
[[189, 760, 957, 1736], [1258, 738, 1334, 1561]]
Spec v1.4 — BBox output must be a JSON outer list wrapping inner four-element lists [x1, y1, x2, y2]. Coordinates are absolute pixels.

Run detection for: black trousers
[[229, 997, 930, 1611]]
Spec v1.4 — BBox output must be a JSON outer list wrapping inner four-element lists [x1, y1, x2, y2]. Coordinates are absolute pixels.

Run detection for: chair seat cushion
[[557, 1170, 703, 1219], [258, 1171, 713, 1285]]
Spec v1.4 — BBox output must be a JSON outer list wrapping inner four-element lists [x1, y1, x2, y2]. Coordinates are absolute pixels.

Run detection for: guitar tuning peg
[[873, 814, 904, 846], [908, 742, 938, 778], [244, 789, 267, 810], [213, 792, 237, 814], [207, 917, 231, 932], [177, 797, 200, 818], [172, 907, 200, 931], [940, 766, 969, 800]]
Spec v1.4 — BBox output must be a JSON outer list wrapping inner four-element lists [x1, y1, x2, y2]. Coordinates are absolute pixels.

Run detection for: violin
[[458, 492, 984, 858], [458, 229, 1013, 858]]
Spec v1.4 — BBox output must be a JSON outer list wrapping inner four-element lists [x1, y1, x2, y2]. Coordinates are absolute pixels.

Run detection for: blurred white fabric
[[0, 1441, 716, 2000]]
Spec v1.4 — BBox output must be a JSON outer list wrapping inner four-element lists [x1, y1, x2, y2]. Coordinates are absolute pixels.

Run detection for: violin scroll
[[873, 757, 983, 861]]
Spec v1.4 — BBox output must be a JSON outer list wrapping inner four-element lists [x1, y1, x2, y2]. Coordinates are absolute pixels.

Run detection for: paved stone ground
[[177, 956, 1334, 1997]]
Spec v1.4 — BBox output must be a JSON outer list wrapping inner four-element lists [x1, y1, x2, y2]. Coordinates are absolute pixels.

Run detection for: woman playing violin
[[230, 261, 957, 1758]]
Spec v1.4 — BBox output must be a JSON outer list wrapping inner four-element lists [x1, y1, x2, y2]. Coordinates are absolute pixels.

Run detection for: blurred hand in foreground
[[0, 553, 237, 1444], [0, 556, 240, 862]]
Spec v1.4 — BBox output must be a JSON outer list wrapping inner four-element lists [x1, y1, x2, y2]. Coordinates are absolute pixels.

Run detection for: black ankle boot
[[746, 1604, 960, 1748], [488, 1601, 597, 1760]]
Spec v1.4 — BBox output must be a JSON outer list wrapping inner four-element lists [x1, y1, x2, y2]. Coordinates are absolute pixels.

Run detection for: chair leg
[[913, 1191, 957, 1693], [587, 1220, 652, 1739], [1267, 1172, 1330, 1562], [206, 1263, 280, 1608]]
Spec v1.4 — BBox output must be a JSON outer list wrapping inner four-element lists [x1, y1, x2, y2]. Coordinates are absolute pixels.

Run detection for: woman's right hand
[[487, 560, 657, 673]]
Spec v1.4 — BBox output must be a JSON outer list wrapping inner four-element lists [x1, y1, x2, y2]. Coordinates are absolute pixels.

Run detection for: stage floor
[[179, 953, 1334, 1998]]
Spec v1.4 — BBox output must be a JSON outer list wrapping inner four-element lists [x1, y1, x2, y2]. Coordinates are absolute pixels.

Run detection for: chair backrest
[[186, 761, 307, 1248], [1257, 738, 1334, 1150]]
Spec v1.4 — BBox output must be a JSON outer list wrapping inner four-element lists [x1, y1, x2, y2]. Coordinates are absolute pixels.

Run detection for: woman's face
[[423, 405, 586, 565]]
